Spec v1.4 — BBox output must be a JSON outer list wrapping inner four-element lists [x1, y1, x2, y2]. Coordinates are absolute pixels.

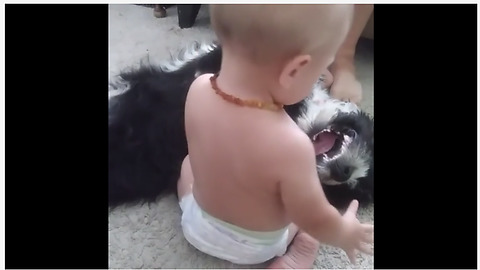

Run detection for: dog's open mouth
[[312, 127, 355, 159]]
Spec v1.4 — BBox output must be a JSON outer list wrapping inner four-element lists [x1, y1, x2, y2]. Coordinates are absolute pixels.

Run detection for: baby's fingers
[[345, 200, 359, 216], [356, 242, 374, 256], [361, 223, 374, 233]]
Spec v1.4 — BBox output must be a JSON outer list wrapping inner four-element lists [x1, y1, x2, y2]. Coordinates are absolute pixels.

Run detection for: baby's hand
[[339, 200, 374, 264]]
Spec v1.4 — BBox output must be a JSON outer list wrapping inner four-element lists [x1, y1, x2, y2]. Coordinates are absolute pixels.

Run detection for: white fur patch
[[296, 84, 359, 132], [160, 42, 217, 72], [109, 76, 130, 101], [341, 143, 370, 183]]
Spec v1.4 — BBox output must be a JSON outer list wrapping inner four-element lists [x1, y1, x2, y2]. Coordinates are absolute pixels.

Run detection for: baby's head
[[210, 4, 354, 105]]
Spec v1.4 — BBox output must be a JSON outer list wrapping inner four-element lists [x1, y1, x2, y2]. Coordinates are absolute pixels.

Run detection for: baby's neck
[[215, 55, 278, 105]]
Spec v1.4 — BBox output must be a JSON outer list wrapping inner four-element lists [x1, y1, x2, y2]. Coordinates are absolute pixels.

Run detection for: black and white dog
[[109, 42, 374, 209]]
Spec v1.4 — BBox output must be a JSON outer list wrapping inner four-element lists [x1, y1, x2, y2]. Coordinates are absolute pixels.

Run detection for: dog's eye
[[345, 129, 357, 138]]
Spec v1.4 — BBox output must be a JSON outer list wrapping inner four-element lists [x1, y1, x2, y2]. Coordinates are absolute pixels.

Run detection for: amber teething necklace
[[210, 73, 284, 112]]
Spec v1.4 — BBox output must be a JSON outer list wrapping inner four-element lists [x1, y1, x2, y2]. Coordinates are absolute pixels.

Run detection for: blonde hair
[[210, 4, 353, 65]]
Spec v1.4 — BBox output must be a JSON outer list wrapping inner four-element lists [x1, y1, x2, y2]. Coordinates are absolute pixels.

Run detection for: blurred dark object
[[154, 5, 167, 18], [136, 4, 202, 29], [177, 4, 201, 28], [136, 4, 173, 18]]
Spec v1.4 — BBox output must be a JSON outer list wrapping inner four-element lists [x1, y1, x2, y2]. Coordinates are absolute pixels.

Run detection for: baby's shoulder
[[189, 73, 213, 92], [262, 123, 315, 165], [279, 126, 313, 154], [185, 73, 214, 107]]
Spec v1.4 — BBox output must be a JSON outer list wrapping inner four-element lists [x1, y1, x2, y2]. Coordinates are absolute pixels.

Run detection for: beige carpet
[[108, 4, 374, 269]]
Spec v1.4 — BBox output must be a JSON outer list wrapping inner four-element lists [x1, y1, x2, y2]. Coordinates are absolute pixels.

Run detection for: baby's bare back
[[184, 74, 299, 232]]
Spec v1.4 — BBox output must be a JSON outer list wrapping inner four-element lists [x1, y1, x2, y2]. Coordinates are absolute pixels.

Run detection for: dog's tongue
[[313, 132, 337, 155]]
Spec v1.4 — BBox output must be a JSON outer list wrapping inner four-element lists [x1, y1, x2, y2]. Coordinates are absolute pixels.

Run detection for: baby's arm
[[277, 130, 373, 259]]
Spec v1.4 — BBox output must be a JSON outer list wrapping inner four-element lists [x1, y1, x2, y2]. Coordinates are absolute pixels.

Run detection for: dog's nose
[[330, 161, 353, 182]]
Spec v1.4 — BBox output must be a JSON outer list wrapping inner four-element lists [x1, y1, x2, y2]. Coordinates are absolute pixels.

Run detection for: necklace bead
[[210, 73, 284, 112]]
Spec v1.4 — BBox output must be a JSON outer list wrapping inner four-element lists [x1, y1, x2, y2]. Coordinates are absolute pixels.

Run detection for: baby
[[178, 4, 373, 268]]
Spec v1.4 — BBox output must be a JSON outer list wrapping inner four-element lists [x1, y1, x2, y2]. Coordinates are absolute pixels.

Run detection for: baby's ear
[[278, 54, 311, 89]]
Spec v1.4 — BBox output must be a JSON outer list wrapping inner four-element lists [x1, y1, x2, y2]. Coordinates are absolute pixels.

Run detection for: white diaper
[[179, 193, 289, 265]]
